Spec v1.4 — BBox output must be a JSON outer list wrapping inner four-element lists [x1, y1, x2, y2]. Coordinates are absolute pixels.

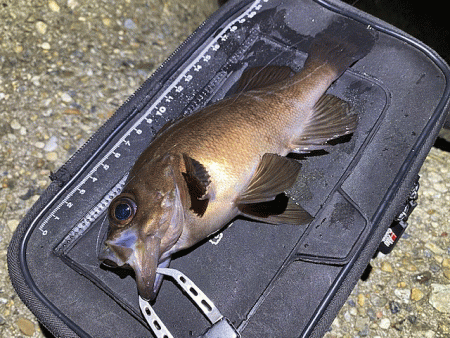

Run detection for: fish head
[[99, 154, 186, 301]]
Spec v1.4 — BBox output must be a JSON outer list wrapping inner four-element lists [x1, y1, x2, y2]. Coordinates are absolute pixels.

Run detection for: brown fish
[[99, 19, 376, 301]]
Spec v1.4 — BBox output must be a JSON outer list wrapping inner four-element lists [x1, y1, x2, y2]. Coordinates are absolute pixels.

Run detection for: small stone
[[381, 261, 393, 273], [357, 294, 365, 307], [355, 317, 368, 331], [35, 141, 45, 149], [367, 308, 377, 321], [0, 315, 5, 325], [443, 258, 450, 268], [389, 300, 401, 314], [44, 136, 58, 152], [411, 288, 424, 301], [424, 330, 435, 338], [41, 42, 51, 50], [443, 268, 450, 280], [10, 119, 21, 130], [14, 45, 23, 53], [61, 92, 73, 103], [48, 0, 60, 12], [67, 0, 79, 10], [394, 288, 411, 302], [46, 151, 58, 161], [397, 281, 407, 288], [429, 283, 450, 313], [16, 317, 35, 336], [425, 242, 445, 255], [371, 295, 388, 307], [440, 323, 449, 335], [102, 17, 111, 26], [393, 319, 405, 331], [430, 263, 441, 273], [407, 315, 417, 324], [413, 271, 432, 284], [7, 219, 19, 232], [124, 18, 137, 30], [36, 21, 47, 34], [343, 311, 351, 322], [379, 317, 391, 330]]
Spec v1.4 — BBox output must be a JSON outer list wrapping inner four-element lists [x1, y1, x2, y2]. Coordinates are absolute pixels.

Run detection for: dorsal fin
[[237, 153, 301, 204], [290, 94, 357, 153], [236, 66, 294, 93], [182, 154, 211, 216]]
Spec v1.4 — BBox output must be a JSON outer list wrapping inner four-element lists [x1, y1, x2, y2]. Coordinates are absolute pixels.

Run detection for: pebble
[[413, 271, 432, 284], [379, 317, 391, 330], [429, 283, 450, 313], [36, 21, 47, 34], [389, 300, 400, 314], [124, 18, 137, 30], [16, 317, 35, 336], [357, 294, 365, 307], [14, 45, 23, 53], [0, 315, 5, 325], [394, 288, 411, 302], [61, 92, 73, 103], [443, 268, 450, 280], [40, 42, 51, 50], [7, 219, 19, 232], [10, 119, 21, 130], [380, 261, 393, 273], [425, 242, 445, 255], [48, 0, 60, 12], [411, 287, 424, 301], [46, 151, 58, 162], [443, 258, 450, 268], [102, 17, 111, 26], [67, 0, 78, 9], [371, 295, 387, 307], [35, 141, 45, 149], [43, 136, 58, 152]]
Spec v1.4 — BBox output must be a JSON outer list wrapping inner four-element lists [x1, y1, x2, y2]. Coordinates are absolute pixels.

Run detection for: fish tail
[[305, 18, 377, 77]]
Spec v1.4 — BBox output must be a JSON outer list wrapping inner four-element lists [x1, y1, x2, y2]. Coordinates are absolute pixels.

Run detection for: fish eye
[[109, 195, 137, 227]]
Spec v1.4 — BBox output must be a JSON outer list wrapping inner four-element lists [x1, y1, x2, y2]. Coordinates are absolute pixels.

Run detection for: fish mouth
[[133, 236, 161, 301], [98, 234, 162, 302]]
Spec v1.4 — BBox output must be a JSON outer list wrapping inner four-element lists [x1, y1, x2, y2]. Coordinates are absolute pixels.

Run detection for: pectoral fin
[[237, 153, 311, 225], [182, 154, 211, 216], [291, 94, 357, 153], [238, 153, 301, 204]]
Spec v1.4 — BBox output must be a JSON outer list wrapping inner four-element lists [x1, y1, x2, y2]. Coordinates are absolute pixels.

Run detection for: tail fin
[[305, 18, 377, 76]]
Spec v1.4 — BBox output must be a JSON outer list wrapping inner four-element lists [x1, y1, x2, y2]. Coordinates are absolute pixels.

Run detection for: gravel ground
[[0, 1, 449, 337]]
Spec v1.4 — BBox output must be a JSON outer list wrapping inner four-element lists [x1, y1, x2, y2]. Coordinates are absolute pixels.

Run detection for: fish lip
[[98, 244, 122, 266]]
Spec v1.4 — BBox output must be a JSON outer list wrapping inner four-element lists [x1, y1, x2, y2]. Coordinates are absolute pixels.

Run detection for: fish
[[99, 19, 376, 301]]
